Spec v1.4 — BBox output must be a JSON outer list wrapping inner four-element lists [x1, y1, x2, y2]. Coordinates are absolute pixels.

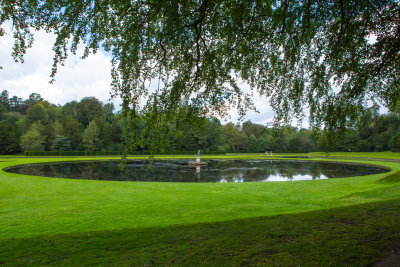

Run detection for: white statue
[[196, 150, 201, 163]]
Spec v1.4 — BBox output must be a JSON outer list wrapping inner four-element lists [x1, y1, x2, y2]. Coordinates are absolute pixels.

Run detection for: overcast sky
[[0, 26, 276, 125]]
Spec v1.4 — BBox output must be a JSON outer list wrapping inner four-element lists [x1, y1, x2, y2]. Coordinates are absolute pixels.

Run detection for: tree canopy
[[1, 90, 400, 154], [1, 0, 399, 152]]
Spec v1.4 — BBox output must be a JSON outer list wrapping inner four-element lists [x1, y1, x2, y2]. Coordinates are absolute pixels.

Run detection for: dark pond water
[[4, 160, 388, 183]]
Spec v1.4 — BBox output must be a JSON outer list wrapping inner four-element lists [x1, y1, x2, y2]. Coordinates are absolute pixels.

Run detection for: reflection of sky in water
[[219, 171, 330, 183], [220, 174, 244, 183], [5, 160, 388, 183], [263, 174, 329, 182]]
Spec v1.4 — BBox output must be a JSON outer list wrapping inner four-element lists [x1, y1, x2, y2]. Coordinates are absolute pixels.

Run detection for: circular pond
[[4, 159, 388, 182]]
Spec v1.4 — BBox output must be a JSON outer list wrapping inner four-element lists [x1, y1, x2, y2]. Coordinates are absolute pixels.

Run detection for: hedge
[[25, 151, 122, 157], [24, 151, 227, 157]]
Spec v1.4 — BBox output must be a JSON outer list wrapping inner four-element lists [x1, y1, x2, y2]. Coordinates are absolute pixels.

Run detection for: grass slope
[[1, 199, 399, 266], [0, 154, 399, 265], [309, 151, 400, 160]]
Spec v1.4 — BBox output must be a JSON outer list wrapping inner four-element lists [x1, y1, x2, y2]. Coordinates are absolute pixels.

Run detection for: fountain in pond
[[189, 150, 207, 166], [195, 165, 201, 179]]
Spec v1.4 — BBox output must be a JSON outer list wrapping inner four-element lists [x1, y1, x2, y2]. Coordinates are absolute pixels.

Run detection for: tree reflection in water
[[5, 160, 388, 183]]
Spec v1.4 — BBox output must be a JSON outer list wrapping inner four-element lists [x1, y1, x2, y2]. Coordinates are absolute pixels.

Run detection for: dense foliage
[[0, 90, 399, 154], [1, 0, 399, 154]]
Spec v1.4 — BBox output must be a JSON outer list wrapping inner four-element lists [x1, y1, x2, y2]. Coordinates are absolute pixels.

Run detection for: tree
[[24, 93, 44, 108], [205, 118, 224, 151], [374, 132, 391, 152], [247, 134, 259, 152], [288, 133, 315, 153], [99, 122, 112, 149], [222, 123, 242, 151], [51, 135, 72, 151], [26, 103, 48, 125], [277, 126, 296, 152], [2, 0, 399, 153], [355, 139, 371, 152], [0, 121, 19, 154], [42, 121, 63, 150], [317, 133, 335, 154], [20, 128, 45, 151], [63, 116, 84, 150], [52, 121, 64, 136], [103, 103, 116, 123], [338, 130, 360, 152], [0, 90, 10, 111], [46, 105, 63, 123], [9, 96, 26, 114], [82, 120, 100, 151], [76, 97, 103, 127], [111, 120, 123, 147], [390, 133, 400, 152], [0, 103, 7, 115], [62, 101, 79, 118], [242, 121, 266, 139], [258, 135, 273, 152]]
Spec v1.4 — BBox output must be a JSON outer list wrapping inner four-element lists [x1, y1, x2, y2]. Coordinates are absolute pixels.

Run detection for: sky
[[0, 26, 275, 125]]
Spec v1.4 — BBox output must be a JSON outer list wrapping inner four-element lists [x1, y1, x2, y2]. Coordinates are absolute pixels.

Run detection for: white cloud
[[0, 27, 119, 107], [226, 92, 275, 125], [223, 79, 275, 125]]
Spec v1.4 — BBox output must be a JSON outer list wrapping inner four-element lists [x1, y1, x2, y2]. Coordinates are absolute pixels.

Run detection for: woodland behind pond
[[1, 90, 400, 155]]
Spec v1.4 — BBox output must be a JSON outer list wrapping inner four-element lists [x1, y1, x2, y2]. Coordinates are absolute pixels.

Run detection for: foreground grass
[[0, 153, 399, 265], [1, 199, 399, 266]]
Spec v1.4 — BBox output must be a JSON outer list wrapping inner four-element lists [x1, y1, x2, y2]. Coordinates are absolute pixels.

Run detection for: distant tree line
[[0, 90, 399, 155]]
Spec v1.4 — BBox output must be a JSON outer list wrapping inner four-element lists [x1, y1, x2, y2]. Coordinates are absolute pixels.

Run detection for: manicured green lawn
[[0, 153, 399, 265], [309, 151, 400, 159]]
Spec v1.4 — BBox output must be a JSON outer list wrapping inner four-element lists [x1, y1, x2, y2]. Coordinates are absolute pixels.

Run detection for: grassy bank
[[309, 151, 400, 160], [0, 153, 399, 265], [1, 199, 399, 266]]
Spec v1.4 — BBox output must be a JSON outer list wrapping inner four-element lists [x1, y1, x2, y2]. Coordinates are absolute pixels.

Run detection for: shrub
[[390, 133, 400, 152], [355, 140, 370, 152]]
